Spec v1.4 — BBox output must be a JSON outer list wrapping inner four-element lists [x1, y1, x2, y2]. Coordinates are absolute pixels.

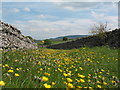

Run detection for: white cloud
[[12, 8, 20, 13], [2, 0, 120, 2], [37, 15, 57, 19], [54, 2, 99, 11], [13, 10, 118, 40], [23, 8, 31, 12], [91, 11, 105, 18], [13, 18, 97, 40], [91, 11, 118, 29]]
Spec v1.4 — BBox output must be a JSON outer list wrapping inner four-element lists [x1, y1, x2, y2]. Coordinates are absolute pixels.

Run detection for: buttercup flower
[[44, 83, 51, 88], [8, 70, 14, 73], [67, 83, 74, 88], [42, 76, 49, 82], [0, 81, 5, 86], [67, 78, 73, 82], [15, 73, 20, 77]]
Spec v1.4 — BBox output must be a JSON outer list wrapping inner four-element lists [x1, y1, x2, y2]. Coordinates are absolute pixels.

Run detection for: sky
[[1, 0, 118, 40]]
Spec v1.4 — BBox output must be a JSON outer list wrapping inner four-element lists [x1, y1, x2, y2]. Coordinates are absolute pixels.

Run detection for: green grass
[[35, 39, 74, 46], [1, 46, 119, 88], [50, 39, 73, 45]]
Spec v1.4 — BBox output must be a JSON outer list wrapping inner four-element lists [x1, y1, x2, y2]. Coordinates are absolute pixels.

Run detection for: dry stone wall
[[0, 21, 38, 49], [47, 28, 120, 49]]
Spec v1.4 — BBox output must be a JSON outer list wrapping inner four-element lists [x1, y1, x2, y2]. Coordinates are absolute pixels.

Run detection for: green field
[[35, 39, 74, 46], [1, 46, 119, 89]]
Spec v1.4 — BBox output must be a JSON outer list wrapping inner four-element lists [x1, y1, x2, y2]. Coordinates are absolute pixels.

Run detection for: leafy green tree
[[44, 39, 52, 45], [63, 37, 68, 41]]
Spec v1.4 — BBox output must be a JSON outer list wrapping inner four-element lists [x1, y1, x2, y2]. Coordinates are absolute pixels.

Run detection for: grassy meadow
[[1, 46, 119, 89]]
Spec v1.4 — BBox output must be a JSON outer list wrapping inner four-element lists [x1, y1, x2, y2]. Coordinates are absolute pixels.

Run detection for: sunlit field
[[1, 46, 119, 88]]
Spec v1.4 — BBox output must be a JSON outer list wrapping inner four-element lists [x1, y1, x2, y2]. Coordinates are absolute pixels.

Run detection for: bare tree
[[90, 22, 111, 39]]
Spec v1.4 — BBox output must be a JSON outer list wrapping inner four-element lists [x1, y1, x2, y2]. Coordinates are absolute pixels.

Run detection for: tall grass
[[1, 46, 119, 88]]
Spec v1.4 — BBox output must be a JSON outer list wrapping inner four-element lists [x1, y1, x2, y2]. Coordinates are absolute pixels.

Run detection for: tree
[[63, 37, 68, 41], [43, 39, 52, 45], [90, 22, 111, 39]]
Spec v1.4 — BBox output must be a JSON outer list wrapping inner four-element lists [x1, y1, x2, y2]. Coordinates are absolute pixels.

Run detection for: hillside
[[47, 29, 120, 49], [49, 35, 88, 40]]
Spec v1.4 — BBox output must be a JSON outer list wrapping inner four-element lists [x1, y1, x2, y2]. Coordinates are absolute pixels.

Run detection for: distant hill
[[49, 35, 88, 40]]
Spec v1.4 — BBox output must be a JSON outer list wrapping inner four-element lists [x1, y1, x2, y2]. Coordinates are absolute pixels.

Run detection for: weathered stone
[[0, 21, 38, 49]]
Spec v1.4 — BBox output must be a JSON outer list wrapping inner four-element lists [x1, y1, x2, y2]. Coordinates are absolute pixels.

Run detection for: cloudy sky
[[1, 0, 118, 40]]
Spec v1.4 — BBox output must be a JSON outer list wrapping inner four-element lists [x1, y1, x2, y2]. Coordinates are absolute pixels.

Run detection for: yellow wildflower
[[78, 73, 85, 78], [79, 67, 83, 70], [38, 61, 41, 65], [52, 82, 55, 85], [63, 81, 67, 85], [63, 73, 68, 77], [48, 68, 50, 70], [77, 86, 82, 88], [10, 67, 13, 69], [112, 81, 116, 83], [0, 81, 5, 86], [67, 78, 73, 82], [5, 64, 9, 67], [101, 69, 104, 72], [14, 60, 18, 62], [79, 79, 85, 83], [44, 72, 50, 76], [67, 83, 74, 88], [97, 81, 101, 84], [42, 76, 49, 82], [16, 68, 19, 71], [44, 83, 51, 88], [97, 85, 102, 88], [103, 82, 107, 85], [42, 41, 44, 43], [8, 69, 14, 73], [40, 68, 43, 71], [15, 73, 20, 77]]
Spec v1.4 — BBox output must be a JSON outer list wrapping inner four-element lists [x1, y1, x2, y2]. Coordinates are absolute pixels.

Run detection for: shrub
[[44, 39, 52, 45], [90, 22, 111, 39], [63, 37, 68, 41]]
